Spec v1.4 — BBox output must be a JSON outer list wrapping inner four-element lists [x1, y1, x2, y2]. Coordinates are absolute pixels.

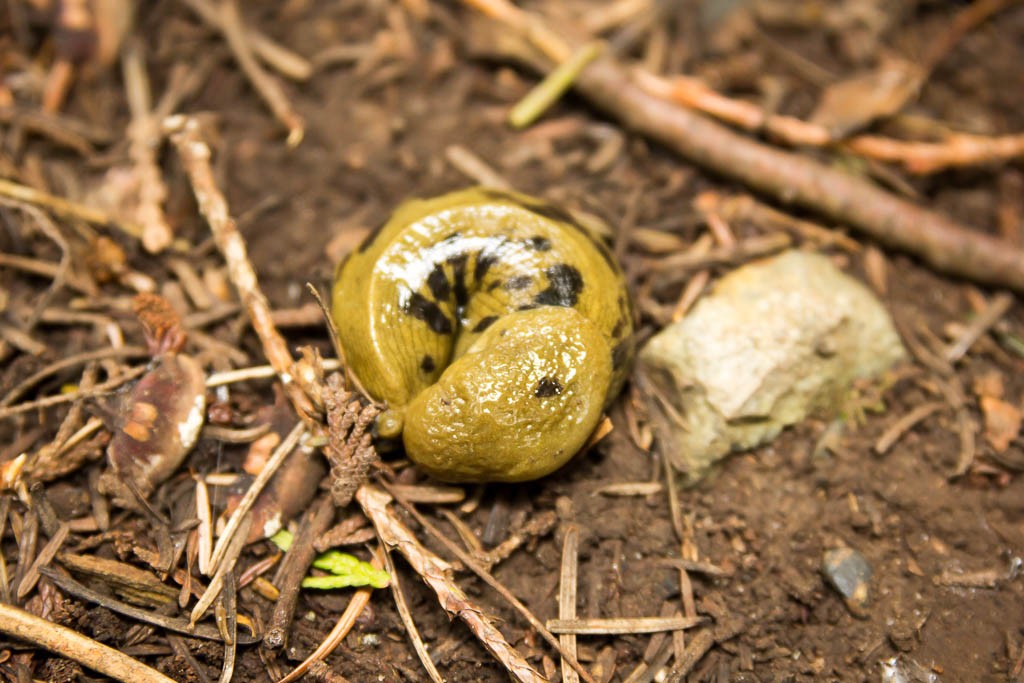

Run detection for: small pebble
[[822, 547, 872, 617]]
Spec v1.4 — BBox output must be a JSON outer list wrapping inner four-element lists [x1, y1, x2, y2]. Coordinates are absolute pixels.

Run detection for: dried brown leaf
[[980, 395, 1022, 453], [810, 59, 923, 138]]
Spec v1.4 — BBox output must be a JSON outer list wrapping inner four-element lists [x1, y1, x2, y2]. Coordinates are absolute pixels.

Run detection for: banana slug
[[332, 187, 634, 482]]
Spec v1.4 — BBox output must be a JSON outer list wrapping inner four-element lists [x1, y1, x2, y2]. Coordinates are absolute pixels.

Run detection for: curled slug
[[332, 187, 634, 482]]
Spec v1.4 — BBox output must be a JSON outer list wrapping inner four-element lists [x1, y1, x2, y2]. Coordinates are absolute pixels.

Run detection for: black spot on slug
[[612, 338, 632, 370], [474, 250, 499, 281], [405, 292, 453, 335], [505, 275, 533, 291], [535, 377, 563, 398], [533, 264, 583, 307], [426, 264, 450, 301], [420, 355, 436, 373], [611, 318, 625, 338], [525, 235, 552, 251], [472, 315, 499, 333], [447, 253, 470, 309]]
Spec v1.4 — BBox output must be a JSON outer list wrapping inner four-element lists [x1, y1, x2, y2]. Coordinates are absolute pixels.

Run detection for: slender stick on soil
[[215, 571, 238, 683], [644, 72, 1024, 173], [358, 485, 550, 683], [445, 144, 514, 189], [0, 602, 176, 683], [265, 496, 336, 650], [641, 233, 792, 278], [845, 132, 1024, 175], [546, 616, 704, 635], [558, 525, 580, 683], [380, 484, 598, 683], [695, 192, 862, 253], [0, 199, 71, 332], [205, 360, 341, 388], [179, 0, 314, 81], [218, 0, 305, 146], [382, 547, 444, 683], [509, 41, 604, 129], [944, 292, 1016, 363], [0, 177, 141, 239], [0, 252, 93, 295], [0, 366, 148, 420], [40, 566, 251, 642], [164, 114, 319, 419], [16, 522, 68, 599], [874, 402, 948, 455], [191, 514, 251, 625], [461, 6, 1024, 292], [920, 0, 1020, 74], [122, 38, 174, 253], [208, 422, 305, 575], [0, 107, 103, 154]]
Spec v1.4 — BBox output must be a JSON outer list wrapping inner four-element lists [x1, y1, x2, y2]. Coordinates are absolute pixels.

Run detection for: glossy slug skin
[[332, 187, 634, 482]]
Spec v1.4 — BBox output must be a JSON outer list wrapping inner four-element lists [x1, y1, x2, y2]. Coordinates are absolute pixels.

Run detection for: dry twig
[[0, 602, 175, 683], [218, 0, 305, 146], [461, 6, 1024, 292], [559, 525, 580, 683], [358, 485, 548, 683]]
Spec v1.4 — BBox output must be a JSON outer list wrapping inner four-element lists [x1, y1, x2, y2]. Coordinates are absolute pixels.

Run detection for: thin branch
[[357, 485, 548, 683], [0, 602, 176, 683]]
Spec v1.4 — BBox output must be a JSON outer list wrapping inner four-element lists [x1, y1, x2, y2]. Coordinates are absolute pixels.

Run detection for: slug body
[[332, 188, 634, 482]]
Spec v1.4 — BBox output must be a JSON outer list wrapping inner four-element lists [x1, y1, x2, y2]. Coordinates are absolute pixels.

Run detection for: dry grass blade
[[944, 292, 1015, 362], [208, 422, 305, 575], [165, 113, 322, 423], [16, 521, 68, 599], [0, 346, 148, 407], [559, 525, 580, 683], [0, 177, 141, 239], [0, 602, 176, 683], [191, 514, 252, 625], [873, 401, 946, 454], [357, 485, 549, 683], [39, 566, 257, 643], [0, 366, 148, 421], [382, 547, 444, 683], [386, 485, 597, 682], [546, 616, 705, 635]]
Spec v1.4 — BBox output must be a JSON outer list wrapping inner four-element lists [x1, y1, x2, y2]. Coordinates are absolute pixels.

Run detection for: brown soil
[[2, 1, 1024, 682]]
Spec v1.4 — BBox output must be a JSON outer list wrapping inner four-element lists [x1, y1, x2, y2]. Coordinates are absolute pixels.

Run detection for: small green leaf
[[269, 529, 294, 552], [304, 551, 390, 589]]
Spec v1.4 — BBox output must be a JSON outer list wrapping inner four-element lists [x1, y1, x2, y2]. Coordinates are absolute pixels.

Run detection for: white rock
[[639, 250, 905, 479]]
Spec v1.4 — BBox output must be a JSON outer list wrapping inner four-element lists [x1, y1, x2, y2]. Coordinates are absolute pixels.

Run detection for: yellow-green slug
[[332, 187, 634, 482]]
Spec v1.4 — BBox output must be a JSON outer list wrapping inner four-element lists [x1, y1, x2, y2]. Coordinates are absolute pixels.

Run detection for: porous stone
[[639, 250, 905, 479]]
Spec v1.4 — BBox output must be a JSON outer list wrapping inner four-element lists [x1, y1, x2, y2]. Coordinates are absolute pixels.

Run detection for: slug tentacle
[[332, 187, 634, 482]]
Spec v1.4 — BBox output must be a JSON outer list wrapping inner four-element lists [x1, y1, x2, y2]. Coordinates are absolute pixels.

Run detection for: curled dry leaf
[[980, 395, 1022, 453], [809, 58, 924, 139], [132, 292, 187, 354], [103, 353, 206, 505], [83, 235, 128, 284]]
